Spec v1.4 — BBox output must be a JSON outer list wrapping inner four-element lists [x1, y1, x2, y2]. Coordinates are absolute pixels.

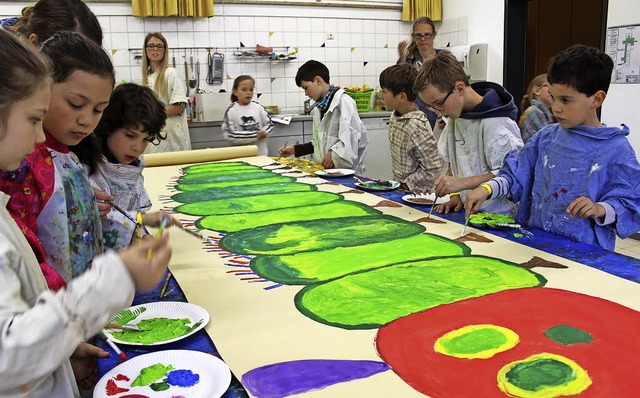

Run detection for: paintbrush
[[147, 215, 168, 262], [177, 225, 206, 240], [427, 195, 438, 218], [460, 217, 470, 237], [104, 323, 141, 331], [100, 332, 128, 361], [159, 271, 172, 298], [277, 141, 288, 163], [353, 176, 368, 185], [360, 175, 387, 183]]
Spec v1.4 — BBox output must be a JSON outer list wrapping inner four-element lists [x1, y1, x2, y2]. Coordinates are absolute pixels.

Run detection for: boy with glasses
[[465, 45, 640, 250], [414, 50, 523, 216]]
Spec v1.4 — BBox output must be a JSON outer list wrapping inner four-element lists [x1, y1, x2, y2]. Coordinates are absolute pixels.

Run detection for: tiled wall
[[2, 5, 468, 114]]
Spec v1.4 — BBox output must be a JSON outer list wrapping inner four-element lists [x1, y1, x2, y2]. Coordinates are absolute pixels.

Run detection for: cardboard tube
[[144, 146, 258, 167]]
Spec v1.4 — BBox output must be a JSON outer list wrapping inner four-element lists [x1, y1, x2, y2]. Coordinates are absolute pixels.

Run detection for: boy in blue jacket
[[465, 45, 640, 251], [414, 51, 523, 216]]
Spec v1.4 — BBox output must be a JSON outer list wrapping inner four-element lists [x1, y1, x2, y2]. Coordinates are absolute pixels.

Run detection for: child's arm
[[566, 197, 606, 220], [405, 119, 444, 192], [258, 104, 274, 139], [434, 173, 495, 198]]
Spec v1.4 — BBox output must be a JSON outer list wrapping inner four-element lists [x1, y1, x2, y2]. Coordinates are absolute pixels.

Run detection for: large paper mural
[[145, 156, 640, 398]]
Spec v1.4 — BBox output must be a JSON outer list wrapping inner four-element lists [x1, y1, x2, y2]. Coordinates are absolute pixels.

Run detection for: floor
[[615, 235, 640, 260]]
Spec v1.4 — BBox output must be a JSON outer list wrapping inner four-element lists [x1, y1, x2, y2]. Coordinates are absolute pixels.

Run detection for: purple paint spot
[[242, 359, 390, 398], [119, 395, 150, 398], [167, 369, 200, 387]]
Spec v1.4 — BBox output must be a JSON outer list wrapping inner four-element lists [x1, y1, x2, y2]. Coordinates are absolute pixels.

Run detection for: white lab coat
[[0, 192, 135, 397]]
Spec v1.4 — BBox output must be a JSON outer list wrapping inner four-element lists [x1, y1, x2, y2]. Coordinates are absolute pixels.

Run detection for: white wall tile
[[268, 16, 284, 33], [143, 18, 162, 33], [127, 17, 145, 33], [110, 16, 128, 32], [160, 18, 178, 32]]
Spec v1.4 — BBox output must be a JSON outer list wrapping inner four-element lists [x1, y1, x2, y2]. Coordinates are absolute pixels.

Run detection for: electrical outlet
[[326, 32, 335, 40]]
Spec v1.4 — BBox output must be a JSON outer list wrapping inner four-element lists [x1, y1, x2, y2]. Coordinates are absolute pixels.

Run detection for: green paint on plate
[[132, 363, 174, 386], [112, 318, 199, 345]]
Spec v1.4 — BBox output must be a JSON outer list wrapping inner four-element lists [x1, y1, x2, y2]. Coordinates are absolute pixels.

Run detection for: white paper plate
[[354, 180, 400, 191], [314, 168, 355, 177], [104, 302, 209, 346], [401, 193, 450, 205], [94, 350, 231, 398]]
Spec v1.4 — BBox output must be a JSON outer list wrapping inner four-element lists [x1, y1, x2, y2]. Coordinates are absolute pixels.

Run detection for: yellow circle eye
[[434, 324, 519, 359], [497, 353, 592, 397]]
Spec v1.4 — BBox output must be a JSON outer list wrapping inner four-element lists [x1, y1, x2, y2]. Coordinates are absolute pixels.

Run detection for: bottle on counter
[[373, 87, 384, 111]]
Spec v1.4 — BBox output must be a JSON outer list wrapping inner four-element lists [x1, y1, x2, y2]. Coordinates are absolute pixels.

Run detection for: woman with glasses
[[141, 32, 191, 153], [397, 17, 442, 130]]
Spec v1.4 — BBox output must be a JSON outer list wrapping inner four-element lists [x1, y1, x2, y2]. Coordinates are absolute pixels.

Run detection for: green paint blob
[[220, 215, 425, 256], [112, 318, 199, 344], [544, 324, 593, 345], [172, 182, 316, 203], [176, 175, 295, 192], [150, 381, 170, 391], [296, 255, 545, 329], [176, 191, 341, 216], [252, 233, 470, 284], [505, 358, 576, 391], [182, 161, 253, 174], [513, 233, 523, 238], [438, 327, 509, 355], [468, 212, 515, 226], [131, 363, 174, 386], [199, 200, 380, 233], [179, 169, 274, 184]]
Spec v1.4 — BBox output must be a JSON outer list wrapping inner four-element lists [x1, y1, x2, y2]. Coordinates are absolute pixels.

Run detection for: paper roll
[[144, 146, 259, 167]]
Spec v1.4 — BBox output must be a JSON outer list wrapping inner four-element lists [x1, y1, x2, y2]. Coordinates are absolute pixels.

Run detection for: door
[[503, 0, 608, 115]]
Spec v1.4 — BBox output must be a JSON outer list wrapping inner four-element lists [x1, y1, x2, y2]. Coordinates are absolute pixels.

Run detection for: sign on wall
[[607, 24, 640, 84]]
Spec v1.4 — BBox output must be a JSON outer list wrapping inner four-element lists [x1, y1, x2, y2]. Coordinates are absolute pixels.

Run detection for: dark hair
[[414, 50, 469, 94], [0, 28, 52, 134], [230, 75, 255, 102], [520, 74, 547, 112], [142, 32, 169, 98], [42, 32, 116, 171], [380, 64, 418, 101], [40, 31, 115, 86], [11, 0, 102, 45], [547, 45, 613, 96], [78, 83, 167, 174], [295, 60, 330, 86], [405, 16, 437, 63]]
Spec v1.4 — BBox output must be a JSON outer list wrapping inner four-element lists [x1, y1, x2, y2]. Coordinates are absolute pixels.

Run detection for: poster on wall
[[607, 24, 640, 83]]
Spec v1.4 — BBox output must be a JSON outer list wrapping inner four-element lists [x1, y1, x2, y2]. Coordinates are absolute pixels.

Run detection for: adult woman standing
[[398, 16, 441, 130], [142, 32, 191, 153]]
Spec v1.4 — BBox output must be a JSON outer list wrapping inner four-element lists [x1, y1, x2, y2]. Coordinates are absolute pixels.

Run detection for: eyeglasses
[[426, 87, 454, 112], [145, 44, 165, 50], [412, 32, 434, 40]]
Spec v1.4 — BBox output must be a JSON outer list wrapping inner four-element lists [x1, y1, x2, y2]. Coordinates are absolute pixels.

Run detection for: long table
[[97, 163, 640, 397]]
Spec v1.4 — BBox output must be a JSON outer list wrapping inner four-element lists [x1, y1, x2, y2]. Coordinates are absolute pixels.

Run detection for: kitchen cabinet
[[187, 112, 392, 170]]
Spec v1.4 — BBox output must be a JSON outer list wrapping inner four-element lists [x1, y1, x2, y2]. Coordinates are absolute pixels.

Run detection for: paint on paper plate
[[106, 363, 200, 396]]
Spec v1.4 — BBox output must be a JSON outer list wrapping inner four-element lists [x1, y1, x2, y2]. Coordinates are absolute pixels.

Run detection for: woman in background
[[397, 16, 442, 131], [141, 32, 191, 153]]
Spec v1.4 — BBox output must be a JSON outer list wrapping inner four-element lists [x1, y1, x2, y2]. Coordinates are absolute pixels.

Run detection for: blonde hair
[[520, 74, 548, 112], [405, 17, 436, 63], [414, 50, 469, 94], [141, 32, 169, 99]]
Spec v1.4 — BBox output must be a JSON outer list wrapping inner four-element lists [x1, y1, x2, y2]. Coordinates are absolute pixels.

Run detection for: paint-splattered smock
[[89, 155, 151, 250], [1, 135, 103, 282], [222, 101, 274, 156], [486, 123, 640, 250], [144, 67, 191, 154], [0, 192, 135, 398], [438, 82, 523, 216], [310, 88, 369, 175]]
